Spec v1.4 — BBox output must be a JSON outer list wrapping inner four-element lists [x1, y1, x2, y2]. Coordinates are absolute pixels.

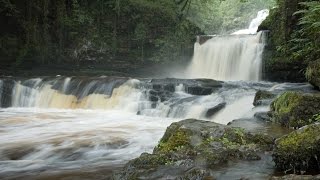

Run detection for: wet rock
[[306, 60, 320, 90], [0, 79, 15, 108], [186, 86, 214, 96], [273, 123, 320, 174], [149, 78, 223, 96], [253, 90, 276, 106], [270, 92, 320, 128], [254, 112, 271, 122], [205, 102, 226, 118], [271, 174, 320, 180], [113, 119, 274, 179]]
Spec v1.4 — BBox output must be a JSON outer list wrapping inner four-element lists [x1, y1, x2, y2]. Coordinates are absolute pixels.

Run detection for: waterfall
[[187, 9, 269, 81], [0, 77, 261, 121]]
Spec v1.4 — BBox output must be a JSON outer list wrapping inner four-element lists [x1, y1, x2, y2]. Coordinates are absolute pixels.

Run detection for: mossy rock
[[113, 119, 274, 179], [273, 123, 320, 174], [306, 60, 320, 90], [253, 90, 276, 106], [271, 92, 320, 128]]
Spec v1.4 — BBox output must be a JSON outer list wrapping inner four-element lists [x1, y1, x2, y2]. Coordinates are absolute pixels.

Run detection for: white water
[[188, 32, 266, 81], [187, 9, 269, 81], [0, 77, 316, 179], [233, 9, 270, 35]]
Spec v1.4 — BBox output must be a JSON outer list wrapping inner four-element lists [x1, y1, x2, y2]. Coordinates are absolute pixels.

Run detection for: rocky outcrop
[[273, 123, 320, 174], [0, 79, 15, 108], [113, 119, 274, 179], [270, 92, 320, 128], [253, 90, 276, 106], [306, 60, 320, 90], [259, 0, 307, 82]]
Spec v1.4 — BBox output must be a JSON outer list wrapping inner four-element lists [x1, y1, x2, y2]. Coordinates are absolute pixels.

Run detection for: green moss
[[272, 92, 302, 114], [277, 125, 320, 152], [273, 124, 320, 173], [157, 128, 191, 153], [271, 92, 320, 128]]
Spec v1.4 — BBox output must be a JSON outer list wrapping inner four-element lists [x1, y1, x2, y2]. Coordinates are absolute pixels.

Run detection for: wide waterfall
[[187, 9, 269, 81]]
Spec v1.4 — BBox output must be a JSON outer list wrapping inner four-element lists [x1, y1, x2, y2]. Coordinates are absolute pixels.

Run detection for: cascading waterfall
[[0, 77, 258, 121], [187, 9, 269, 81]]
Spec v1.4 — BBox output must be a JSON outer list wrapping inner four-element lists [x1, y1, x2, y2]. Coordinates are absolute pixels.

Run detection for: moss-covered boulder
[[253, 90, 276, 106], [270, 92, 320, 128], [113, 119, 274, 179], [273, 123, 320, 174], [306, 60, 320, 90]]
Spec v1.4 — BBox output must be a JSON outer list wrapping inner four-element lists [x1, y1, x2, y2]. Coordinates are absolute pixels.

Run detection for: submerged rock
[[273, 123, 320, 174], [270, 91, 320, 128], [253, 90, 276, 106], [113, 119, 274, 179], [306, 60, 320, 90], [254, 112, 272, 122]]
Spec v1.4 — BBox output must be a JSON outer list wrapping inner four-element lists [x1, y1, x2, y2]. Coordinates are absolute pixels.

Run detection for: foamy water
[[0, 108, 177, 175]]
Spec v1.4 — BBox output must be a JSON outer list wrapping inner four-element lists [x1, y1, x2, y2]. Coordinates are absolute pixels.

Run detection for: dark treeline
[[0, 0, 275, 74], [0, 0, 201, 71]]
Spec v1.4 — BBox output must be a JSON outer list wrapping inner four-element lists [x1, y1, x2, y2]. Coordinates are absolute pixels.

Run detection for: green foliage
[[0, 0, 275, 69], [289, 1, 320, 63], [271, 92, 302, 114], [187, 0, 276, 34]]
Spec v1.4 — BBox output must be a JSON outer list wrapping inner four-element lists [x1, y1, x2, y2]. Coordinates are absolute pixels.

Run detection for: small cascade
[[187, 9, 269, 81], [233, 9, 269, 35], [0, 77, 260, 121]]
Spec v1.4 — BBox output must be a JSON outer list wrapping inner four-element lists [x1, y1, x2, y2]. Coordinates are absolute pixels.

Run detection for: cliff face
[[260, 0, 320, 83], [259, 0, 307, 82]]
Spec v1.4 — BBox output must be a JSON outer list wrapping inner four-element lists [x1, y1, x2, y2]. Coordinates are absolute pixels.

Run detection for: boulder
[[253, 90, 276, 106], [270, 91, 320, 128], [273, 123, 320, 174], [113, 119, 274, 179], [306, 60, 320, 90], [205, 102, 226, 118]]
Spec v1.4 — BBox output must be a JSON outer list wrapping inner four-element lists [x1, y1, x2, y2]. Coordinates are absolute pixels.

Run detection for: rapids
[[0, 77, 316, 179]]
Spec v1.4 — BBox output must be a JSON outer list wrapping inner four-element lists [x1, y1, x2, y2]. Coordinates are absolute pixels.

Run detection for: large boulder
[[113, 119, 274, 179], [306, 60, 320, 90], [270, 92, 320, 128], [273, 123, 320, 174]]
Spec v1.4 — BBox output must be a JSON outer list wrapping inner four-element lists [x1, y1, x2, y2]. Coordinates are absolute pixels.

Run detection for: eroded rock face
[[270, 92, 320, 128], [273, 123, 320, 174], [306, 60, 320, 90], [113, 119, 274, 179]]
